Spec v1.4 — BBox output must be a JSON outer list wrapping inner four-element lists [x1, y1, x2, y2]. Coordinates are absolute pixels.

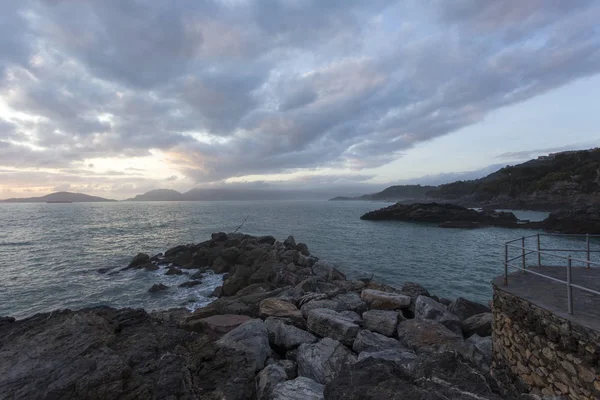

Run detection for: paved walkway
[[492, 266, 600, 332]]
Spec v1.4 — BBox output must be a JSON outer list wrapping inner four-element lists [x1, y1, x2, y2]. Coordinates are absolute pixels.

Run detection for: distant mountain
[[428, 148, 600, 210], [1, 191, 116, 203], [124, 189, 185, 201], [330, 185, 437, 201]]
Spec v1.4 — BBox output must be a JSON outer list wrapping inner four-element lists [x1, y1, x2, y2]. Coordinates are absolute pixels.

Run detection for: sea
[[1, 200, 597, 319]]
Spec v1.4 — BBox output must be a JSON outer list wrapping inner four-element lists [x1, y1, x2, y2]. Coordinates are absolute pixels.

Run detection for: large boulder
[[400, 281, 430, 300], [222, 264, 255, 296], [414, 295, 462, 335], [265, 317, 317, 350], [362, 310, 399, 337], [306, 308, 360, 346], [126, 252, 150, 269], [311, 260, 346, 281], [217, 320, 271, 372], [189, 314, 253, 336], [259, 298, 304, 327], [332, 292, 367, 314], [148, 283, 168, 293], [447, 297, 490, 321], [272, 377, 325, 400], [462, 312, 493, 338], [396, 319, 465, 355], [297, 338, 357, 384], [356, 349, 417, 375], [256, 364, 288, 400], [360, 289, 411, 310], [352, 329, 406, 353], [467, 334, 493, 371], [542, 206, 600, 234]]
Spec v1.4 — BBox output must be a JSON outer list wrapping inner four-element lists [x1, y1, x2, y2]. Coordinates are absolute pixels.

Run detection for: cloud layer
[[1, 0, 600, 195]]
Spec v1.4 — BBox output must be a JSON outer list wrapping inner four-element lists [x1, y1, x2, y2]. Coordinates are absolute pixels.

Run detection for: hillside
[[428, 148, 600, 210], [1, 191, 116, 203], [330, 185, 437, 201], [124, 189, 185, 201]]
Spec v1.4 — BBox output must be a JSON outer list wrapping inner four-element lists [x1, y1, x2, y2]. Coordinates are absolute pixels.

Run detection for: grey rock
[[352, 329, 406, 353], [265, 317, 317, 350], [256, 364, 287, 400], [333, 292, 367, 314], [272, 377, 325, 400], [339, 311, 362, 325], [300, 299, 341, 318], [357, 348, 418, 375], [283, 235, 297, 249], [414, 295, 462, 336], [211, 232, 228, 241], [439, 297, 452, 306], [462, 312, 493, 338], [396, 319, 466, 355], [257, 235, 276, 245], [217, 320, 271, 372], [360, 289, 411, 310], [297, 337, 357, 384], [178, 280, 202, 288], [306, 308, 360, 346], [401, 281, 430, 299], [221, 246, 241, 263], [467, 334, 492, 370], [280, 250, 299, 264], [190, 270, 204, 280], [148, 283, 168, 293], [296, 242, 310, 256], [311, 260, 346, 281], [165, 266, 183, 275], [361, 310, 399, 337], [331, 280, 366, 292], [127, 252, 150, 269], [447, 297, 491, 321], [277, 359, 298, 379]]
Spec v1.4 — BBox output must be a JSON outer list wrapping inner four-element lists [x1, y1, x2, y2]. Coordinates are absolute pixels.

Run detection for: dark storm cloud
[[0, 0, 599, 183]]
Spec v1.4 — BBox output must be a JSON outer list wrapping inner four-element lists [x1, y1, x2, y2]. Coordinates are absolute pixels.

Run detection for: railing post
[[586, 234, 591, 269], [567, 256, 573, 315], [522, 236, 526, 273], [504, 244, 508, 285], [537, 233, 541, 267]]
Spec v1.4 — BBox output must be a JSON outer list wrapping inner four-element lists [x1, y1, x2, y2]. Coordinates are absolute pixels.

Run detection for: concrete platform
[[492, 266, 600, 332]]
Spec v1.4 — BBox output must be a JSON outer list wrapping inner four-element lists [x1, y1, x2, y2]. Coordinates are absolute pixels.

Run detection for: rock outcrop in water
[[0, 232, 519, 399]]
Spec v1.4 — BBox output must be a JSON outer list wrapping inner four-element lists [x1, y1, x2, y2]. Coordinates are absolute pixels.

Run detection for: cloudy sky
[[1, 0, 600, 199]]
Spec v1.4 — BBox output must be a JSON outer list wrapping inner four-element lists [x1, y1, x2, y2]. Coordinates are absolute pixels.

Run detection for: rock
[[277, 359, 298, 379], [414, 295, 462, 336], [396, 319, 466, 355], [148, 283, 168, 293], [236, 282, 273, 297], [357, 349, 418, 375], [300, 299, 341, 317], [543, 206, 600, 234], [297, 337, 357, 384], [259, 298, 303, 327], [0, 316, 15, 327], [178, 280, 202, 288], [296, 243, 310, 256], [221, 246, 242, 263], [338, 311, 362, 325], [188, 314, 253, 335], [362, 310, 399, 337], [360, 289, 411, 310], [462, 312, 493, 337], [257, 235, 276, 245], [265, 317, 317, 350], [331, 280, 365, 292], [467, 334, 492, 370], [447, 297, 491, 321], [186, 288, 286, 321], [272, 377, 325, 400], [217, 320, 271, 372], [222, 264, 254, 296], [164, 244, 188, 258], [333, 292, 367, 314], [256, 363, 288, 400], [306, 308, 360, 346], [283, 235, 297, 249], [164, 266, 182, 275], [439, 297, 452, 306], [212, 232, 228, 241], [126, 252, 150, 269], [311, 260, 346, 281], [401, 281, 430, 299], [352, 329, 406, 353]]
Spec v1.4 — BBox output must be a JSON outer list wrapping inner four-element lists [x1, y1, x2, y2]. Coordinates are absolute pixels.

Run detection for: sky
[[1, 0, 600, 200]]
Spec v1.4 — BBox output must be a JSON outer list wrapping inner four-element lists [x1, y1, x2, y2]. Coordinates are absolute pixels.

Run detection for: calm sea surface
[[1, 201, 597, 319]]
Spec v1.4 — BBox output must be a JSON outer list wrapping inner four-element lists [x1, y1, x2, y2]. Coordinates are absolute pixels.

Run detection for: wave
[[0, 241, 34, 246]]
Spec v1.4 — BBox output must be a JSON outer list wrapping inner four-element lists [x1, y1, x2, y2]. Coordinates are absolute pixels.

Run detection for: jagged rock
[[178, 280, 202, 288], [306, 308, 360, 345], [265, 317, 317, 350], [217, 320, 271, 372], [222, 264, 254, 296], [396, 319, 466, 355], [356, 349, 418, 375], [311, 260, 346, 281], [338, 311, 362, 325], [362, 310, 399, 337], [296, 278, 338, 293], [447, 297, 491, 321], [283, 236, 297, 249], [236, 283, 273, 297], [190, 271, 204, 280], [221, 246, 242, 263], [300, 299, 341, 317], [258, 235, 276, 245], [280, 250, 299, 264], [333, 292, 367, 314], [414, 295, 462, 335], [148, 283, 168, 293], [126, 252, 150, 269], [165, 266, 183, 275], [296, 243, 310, 256], [212, 256, 233, 274], [256, 363, 288, 400], [462, 312, 493, 337], [259, 298, 304, 327], [467, 334, 492, 370], [401, 281, 430, 299], [272, 377, 325, 400], [277, 359, 298, 379], [439, 297, 452, 306], [360, 289, 411, 310], [297, 338, 357, 384], [352, 329, 406, 353], [331, 279, 366, 292], [188, 314, 253, 335], [0, 316, 15, 327], [212, 232, 228, 241]]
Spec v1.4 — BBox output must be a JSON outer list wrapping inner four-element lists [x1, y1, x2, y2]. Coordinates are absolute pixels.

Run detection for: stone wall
[[491, 285, 600, 399]]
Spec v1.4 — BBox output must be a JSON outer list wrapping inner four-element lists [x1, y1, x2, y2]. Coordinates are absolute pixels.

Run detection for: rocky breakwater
[[542, 205, 600, 234], [0, 232, 521, 399]]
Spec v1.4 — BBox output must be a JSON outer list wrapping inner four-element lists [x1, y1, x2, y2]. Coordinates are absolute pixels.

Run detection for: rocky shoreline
[[1, 232, 537, 399]]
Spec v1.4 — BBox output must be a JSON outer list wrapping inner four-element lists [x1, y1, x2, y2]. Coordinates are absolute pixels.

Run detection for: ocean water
[[0, 200, 597, 319]]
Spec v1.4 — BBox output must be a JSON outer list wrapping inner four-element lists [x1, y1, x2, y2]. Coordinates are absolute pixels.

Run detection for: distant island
[[0, 191, 116, 203], [124, 188, 331, 202], [330, 185, 436, 202]]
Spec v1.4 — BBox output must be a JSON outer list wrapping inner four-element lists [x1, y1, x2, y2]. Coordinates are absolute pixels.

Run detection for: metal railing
[[503, 233, 600, 315]]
